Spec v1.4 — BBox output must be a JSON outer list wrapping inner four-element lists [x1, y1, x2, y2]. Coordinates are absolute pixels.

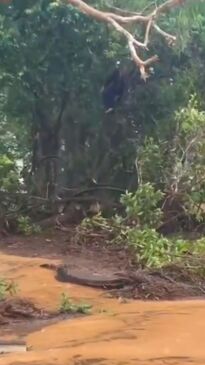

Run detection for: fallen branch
[[67, 0, 187, 79]]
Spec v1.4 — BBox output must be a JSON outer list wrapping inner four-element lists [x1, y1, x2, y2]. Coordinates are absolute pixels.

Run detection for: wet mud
[[0, 234, 205, 365]]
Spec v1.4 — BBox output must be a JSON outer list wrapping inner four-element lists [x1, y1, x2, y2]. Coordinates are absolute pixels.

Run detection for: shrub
[[0, 279, 18, 301], [120, 183, 164, 229], [59, 293, 92, 314], [127, 228, 190, 268], [17, 215, 41, 235]]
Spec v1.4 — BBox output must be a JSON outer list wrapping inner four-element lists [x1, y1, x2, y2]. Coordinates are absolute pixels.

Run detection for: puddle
[[0, 340, 27, 354]]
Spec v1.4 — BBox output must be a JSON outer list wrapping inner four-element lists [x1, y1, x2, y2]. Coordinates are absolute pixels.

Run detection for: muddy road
[[0, 233, 205, 365]]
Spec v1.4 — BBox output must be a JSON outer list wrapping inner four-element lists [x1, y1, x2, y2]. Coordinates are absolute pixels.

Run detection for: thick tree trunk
[[31, 125, 60, 201], [30, 95, 67, 200]]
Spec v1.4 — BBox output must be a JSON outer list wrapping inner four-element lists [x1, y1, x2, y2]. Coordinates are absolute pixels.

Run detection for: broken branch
[[67, 0, 188, 79]]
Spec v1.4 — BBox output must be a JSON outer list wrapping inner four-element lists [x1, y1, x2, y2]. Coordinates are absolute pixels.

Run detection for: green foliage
[[171, 97, 205, 222], [0, 154, 19, 192], [0, 155, 14, 177], [78, 204, 196, 269], [134, 95, 205, 225], [137, 138, 167, 187], [127, 229, 191, 268], [77, 178, 205, 269], [0, 279, 18, 301], [127, 228, 171, 267], [0, 0, 204, 244], [189, 237, 205, 256], [59, 293, 92, 314], [176, 94, 205, 133], [0, 0, 203, 194], [121, 183, 164, 228], [82, 213, 113, 231], [17, 215, 41, 235], [0, 153, 22, 222]]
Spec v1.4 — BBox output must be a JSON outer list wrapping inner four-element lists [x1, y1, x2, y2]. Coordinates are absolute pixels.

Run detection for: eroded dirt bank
[[0, 233, 205, 365]]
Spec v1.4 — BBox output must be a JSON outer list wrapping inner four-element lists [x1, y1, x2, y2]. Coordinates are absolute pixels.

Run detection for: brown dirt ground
[[0, 298, 51, 323], [0, 228, 205, 301], [0, 297, 83, 337], [0, 297, 64, 337]]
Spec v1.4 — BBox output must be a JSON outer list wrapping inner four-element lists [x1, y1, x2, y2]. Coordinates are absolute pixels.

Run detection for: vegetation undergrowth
[[0, 279, 18, 301], [73, 97, 205, 273], [77, 167, 205, 272], [59, 293, 92, 314], [17, 216, 41, 236]]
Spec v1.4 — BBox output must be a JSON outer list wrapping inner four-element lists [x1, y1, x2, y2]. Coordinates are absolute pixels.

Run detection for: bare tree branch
[[67, 0, 187, 80]]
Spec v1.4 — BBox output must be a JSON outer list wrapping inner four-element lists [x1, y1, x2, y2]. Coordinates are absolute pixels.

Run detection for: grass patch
[[59, 293, 92, 314], [0, 279, 18, 301]]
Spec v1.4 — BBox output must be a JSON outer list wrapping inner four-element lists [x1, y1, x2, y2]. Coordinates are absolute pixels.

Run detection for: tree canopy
[[0, 0, 205, 232]]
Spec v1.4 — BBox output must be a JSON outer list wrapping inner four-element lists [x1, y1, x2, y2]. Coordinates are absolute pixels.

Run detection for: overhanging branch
[[67, 0, 187, 80]]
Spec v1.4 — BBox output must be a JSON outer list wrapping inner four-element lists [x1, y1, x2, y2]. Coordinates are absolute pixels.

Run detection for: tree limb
[[67, 0, 187, 80]]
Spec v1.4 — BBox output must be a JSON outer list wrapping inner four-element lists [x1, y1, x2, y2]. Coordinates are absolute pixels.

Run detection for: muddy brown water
[[0, 253, 205, 365]]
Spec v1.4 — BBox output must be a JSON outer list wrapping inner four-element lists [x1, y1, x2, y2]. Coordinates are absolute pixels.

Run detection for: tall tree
[[0, 0, 204, 200]]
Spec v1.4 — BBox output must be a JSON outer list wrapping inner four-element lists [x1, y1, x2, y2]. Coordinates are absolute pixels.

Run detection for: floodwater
[[0, 253, 205, 365]]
